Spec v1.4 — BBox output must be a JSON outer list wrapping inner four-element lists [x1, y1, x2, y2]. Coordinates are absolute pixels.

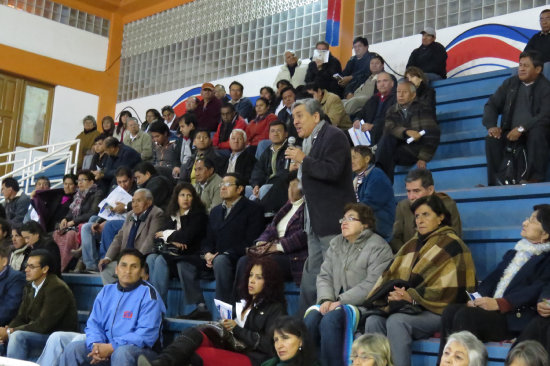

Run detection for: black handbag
[[196, 322, 247, 353], [496, 140, 527, 185]]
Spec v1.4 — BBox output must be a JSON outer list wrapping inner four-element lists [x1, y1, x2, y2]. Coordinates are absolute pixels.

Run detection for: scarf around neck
[[493, 238, 550, 298]]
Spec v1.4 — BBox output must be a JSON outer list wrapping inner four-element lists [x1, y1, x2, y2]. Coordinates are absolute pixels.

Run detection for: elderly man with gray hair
[[375, 80, 440, 182], [98, 188, 164, 284], [223, 129, 256, 184], [274, 50, 309, 88], [124, 117, 153, 162], [284, 98, 356, 317]]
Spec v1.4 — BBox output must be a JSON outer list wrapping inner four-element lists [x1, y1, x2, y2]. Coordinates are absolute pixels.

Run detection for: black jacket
[[479, 249, 550, 332], [180, 147, 228, 183], [416, 82, 436, 114], [22, 237, 62, 277], [141, 175, 174, 211], [233, 301, 287, 366], [305, 54, 343, 96], [163, 208, 209, 254], [482, 74, 550, 132], [103, 144, 142, 182], [250, 141, 288, 187], [407, 42, 448, 79], [201, 198, 265, 261], [65, 186, 104, 225], [223, 149, 257, 185], [525, 32, 550, 63], [301, 123, 355, 236], [354, 92, 397, 145]]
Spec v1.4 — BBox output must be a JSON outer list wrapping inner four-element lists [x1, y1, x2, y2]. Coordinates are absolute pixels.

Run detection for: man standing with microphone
[[285, 98, 355, 317]]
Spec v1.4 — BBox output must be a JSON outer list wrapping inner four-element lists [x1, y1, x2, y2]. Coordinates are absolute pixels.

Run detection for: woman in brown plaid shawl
[[363, 195, 476, 366]]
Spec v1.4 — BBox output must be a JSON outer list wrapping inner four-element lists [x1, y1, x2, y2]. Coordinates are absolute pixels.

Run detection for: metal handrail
[[0, 139, 80, 196]]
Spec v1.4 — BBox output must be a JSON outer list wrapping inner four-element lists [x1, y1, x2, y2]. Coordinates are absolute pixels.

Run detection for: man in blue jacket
[[59, 248, 165, 366], [0, 246, 25, 326]]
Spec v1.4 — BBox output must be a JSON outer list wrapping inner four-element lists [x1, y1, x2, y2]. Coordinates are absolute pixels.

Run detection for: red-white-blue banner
[[326, 0, 341, 47]]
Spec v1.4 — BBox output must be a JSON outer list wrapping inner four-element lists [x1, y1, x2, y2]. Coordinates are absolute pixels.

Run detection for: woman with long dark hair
[[139, 257, 287, 366], [142, 108, 162, 132], [20, 221, 61, 276], [146, 182, 208, 308], [114, 110, 132, 143], [262, 316, 319, 366]]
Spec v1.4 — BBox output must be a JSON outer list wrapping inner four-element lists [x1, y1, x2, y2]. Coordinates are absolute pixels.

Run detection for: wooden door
[[0, 74, 23, 176]]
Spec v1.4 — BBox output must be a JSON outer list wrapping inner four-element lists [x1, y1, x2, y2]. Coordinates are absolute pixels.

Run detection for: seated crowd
[[2, 13, 550, 366]]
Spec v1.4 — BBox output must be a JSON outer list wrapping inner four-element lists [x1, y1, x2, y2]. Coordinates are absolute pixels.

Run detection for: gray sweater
[[316, 229, 393, 305]]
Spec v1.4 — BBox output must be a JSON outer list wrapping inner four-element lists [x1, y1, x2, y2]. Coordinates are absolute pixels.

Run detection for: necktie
[[126, 219, 141, 249]]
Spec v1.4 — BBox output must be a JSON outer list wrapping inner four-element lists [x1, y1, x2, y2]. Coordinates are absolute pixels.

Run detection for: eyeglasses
[[350, 354, 374, 361], [24, 264, 42, 270], [339, 217, 361, 224], [77, 179, 90, 183], [219, 182, 237, 188]]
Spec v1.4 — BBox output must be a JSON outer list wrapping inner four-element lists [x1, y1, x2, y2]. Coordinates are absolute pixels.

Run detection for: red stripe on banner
[[447, 37, 522, 71], [327, 0, 341, 22]]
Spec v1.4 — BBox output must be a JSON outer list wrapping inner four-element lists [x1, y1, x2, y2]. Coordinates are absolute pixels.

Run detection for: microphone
[[284, 136, 296, 169]]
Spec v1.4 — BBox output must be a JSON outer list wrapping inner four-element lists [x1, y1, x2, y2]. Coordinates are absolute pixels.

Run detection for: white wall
[[50, 86, 99, 145], [0, 5, 109, 71]]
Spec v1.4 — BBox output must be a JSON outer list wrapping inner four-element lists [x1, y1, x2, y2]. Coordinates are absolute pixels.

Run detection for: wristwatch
[[518, 126, 525, 133]]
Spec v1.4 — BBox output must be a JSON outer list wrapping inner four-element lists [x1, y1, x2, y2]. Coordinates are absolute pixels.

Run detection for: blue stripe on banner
[[325, 20, 340, 47]]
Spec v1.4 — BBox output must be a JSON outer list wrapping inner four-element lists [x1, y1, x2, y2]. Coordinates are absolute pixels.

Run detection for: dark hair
[[2, 177, 19, 191], [116, 110, 132, 135], [180, 112, 198, 126], [405, 66, 429, 86], [101, 116, 115, 135], [351, 145, 374, 162], [405, 168, 434, 188], [145, 108, 162, 121], [28, 249, 53, 272], [117, 248, 145, 268], [36, 176, 51, 188], [224, 173, 245, 195], [161, 105, 175, 114], [115, 166, 133, 179], [316, 40, 330, 49], [280, 86, 296, 98], [0, 245, 10, 259], [104, 137, 120, 149], [371, 53, 386, 65], [77, 169, 95, 182], [194, 129, 211, 144], [63, 173, 77, 185], [240, 257, 286, 310], [294, 85, 310, 99], [305, 82, 322, 92], [270, 316, 318, 366], [255, 97, 271, 108], [148, 120, 170, 135], [269, 119, 287, 132], [166, 182, 206, 217], [196, 157, 215, 170], [260, 86, 276, 100], [410, 195, 452, 227], [229, 81, 244, 92], [94, 133, 108, 143], [276, 79, 292, 89], [344, 202, 376, 230], [534, 204, 550, 235], [221, 102, 236, 113], [519, 50, 544, 70], [20, 221, 45, 236], [506, 340, 549, 366], [133, 162, 157, 177], [353, 36, 369, 47], [0, 218, 11, 239], [287, 169, 299, 183]]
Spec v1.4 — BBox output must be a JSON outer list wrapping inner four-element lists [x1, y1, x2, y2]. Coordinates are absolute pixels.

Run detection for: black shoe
[[176, 308, 212, 321]]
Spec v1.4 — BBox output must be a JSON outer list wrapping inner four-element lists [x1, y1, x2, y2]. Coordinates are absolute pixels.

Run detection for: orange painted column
[[329, 0, 356, 66], [97, 12, 124, 121]]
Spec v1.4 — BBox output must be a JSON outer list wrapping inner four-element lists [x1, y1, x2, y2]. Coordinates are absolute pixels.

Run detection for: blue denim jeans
[[146, 254, 170, 304], [7, 330, 50, 361], [81, 216, 101, 271], [99, 220, 125, 258], [304, 307, 346, 366], [59, 339, 158, 366], [37, 331, 85, 366]]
